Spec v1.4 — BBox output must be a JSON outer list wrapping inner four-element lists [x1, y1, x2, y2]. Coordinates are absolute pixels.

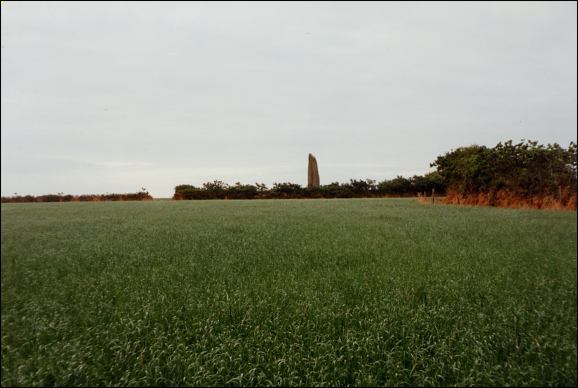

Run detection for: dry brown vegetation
[[441, 189, 576, 211]]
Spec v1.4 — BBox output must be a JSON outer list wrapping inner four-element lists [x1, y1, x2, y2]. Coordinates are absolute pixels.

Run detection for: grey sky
[[1, 1, 576, 198]]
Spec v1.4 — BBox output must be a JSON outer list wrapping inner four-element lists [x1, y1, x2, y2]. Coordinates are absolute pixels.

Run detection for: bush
[[1, 191, 153, 203], [173, 176, 445, 200], [431, 140, 577, 202]]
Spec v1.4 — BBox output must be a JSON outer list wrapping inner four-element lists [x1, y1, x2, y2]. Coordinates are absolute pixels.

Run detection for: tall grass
[[442, 189, 577, 211], [1, 199, 576, 386]]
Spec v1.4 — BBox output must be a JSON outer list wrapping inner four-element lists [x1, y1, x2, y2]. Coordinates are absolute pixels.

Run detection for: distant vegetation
[[2, 140, 576, 210], [1, 191, 152, 203], [433, 140, 577, 210], [173, 172, 445, 200]]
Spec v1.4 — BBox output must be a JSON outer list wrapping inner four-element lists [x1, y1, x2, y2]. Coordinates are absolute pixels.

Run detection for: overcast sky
[[1, 1, 576, 198]]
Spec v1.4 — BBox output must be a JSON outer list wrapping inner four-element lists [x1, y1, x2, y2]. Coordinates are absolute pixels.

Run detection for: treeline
[[432, 140, 577, 209], [1, 191, 153, 203], [4, 139, 575, 209], [173, 173, 445, 200]]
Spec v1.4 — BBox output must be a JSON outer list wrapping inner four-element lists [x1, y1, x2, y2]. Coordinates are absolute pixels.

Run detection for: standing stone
[[308, 153, 320, 188]]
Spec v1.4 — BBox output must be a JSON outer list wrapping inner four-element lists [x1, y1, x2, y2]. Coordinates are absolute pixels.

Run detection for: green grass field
[[1, 199, 576, 387]]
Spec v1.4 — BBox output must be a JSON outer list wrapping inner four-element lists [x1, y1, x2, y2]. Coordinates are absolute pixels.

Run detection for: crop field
[[1, 199, 576, 386]]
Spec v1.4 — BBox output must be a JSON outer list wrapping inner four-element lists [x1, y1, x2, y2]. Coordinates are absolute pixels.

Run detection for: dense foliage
[[1, 191, 153, 203], [431, 140, 577, 208], [174, 173, 445, 200]]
